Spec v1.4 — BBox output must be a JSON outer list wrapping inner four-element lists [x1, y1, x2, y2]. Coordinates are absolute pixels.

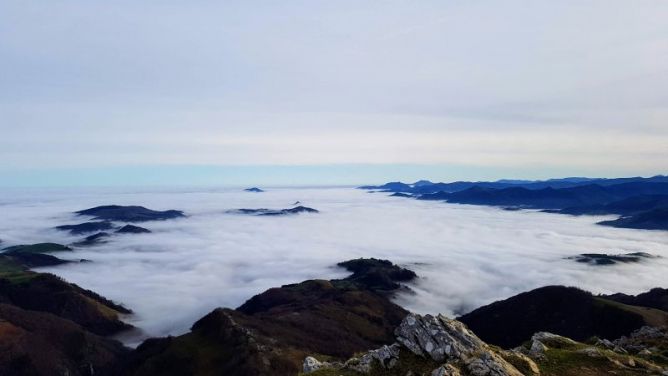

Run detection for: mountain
[[2, 251, 668, 376], [124, 258, 414, 376], [73, 232, 111, 247], [604, 288, 668, 311], [0, 250, 132, 337], [370, 176, 668, 230], [76, 205, 185, 222], [56, 221, 115, 235], [458, 286, 668, 348], [1, 242, 74, 267], [598, 208, 668, 230], [304, 313, 668, 376], [0, 303, 128, 376], [361, 175, 668, 194], [559, 194, 668, 215], [228, 206, 319, 216], [2, 243, 71, 253], [116, 224, 152, 234], [442, 183, 664, 209]]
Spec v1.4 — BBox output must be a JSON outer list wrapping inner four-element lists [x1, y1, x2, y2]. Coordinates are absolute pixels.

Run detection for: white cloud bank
[[1, 187, 667, 345]]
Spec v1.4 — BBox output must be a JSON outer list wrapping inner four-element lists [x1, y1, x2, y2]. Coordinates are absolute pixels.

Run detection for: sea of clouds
[[1, 186, 667, 345]]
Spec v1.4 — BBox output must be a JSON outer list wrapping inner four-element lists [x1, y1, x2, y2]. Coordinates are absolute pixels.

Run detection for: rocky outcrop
[[303, 313, 526, 376], [305, 313, 668, 376], [244, 187, 265, 192]]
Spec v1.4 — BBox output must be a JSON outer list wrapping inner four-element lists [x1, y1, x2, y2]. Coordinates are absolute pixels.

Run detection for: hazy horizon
[[2, 1, 668, 187]]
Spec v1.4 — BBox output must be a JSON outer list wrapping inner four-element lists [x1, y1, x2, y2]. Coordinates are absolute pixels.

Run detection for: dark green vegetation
[[605, 288, 668, 312], [0, 271, 132, 336], [361, 176, 668, 195], [568, 252, 657, 265], [56, 221, 115, 235], [73, 232, 111, 247], [116, 224, 151, 234], [2, 243, 71, 253], [76, 205, 185, 222], [599, 208, 668, 230], [389, 192, 413, 198], [125, 258, 414, 376], [365, 176, 668, 230], [0, 250, 666, 376], [335, 258, 417, 292], [459, 286, 668, 348], [1, 242, 73, 268], [0, 303, 128, 376], [0, 252, 132, 375], [229, 206, 319, 216]]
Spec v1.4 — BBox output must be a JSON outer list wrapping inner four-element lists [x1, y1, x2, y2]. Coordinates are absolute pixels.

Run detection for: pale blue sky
[[1, 1, 667, 186]]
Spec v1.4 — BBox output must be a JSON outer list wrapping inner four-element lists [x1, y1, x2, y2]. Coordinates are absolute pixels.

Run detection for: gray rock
[[529, 339, 548, 358], [431, 364, 462, 376], [303, 356, 323, 373], [638, 349, 652, 356], [345, 344, 401, 373], [395, 313, 487, 362], [394, 314, 523, 375], [577, 347, 603, 358], [595, 338, 614, 349], [531, 332, 577, 347], [307, 314, 525, 376]]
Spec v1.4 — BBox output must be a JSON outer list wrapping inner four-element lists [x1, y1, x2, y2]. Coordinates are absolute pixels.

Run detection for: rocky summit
[[304, 313, 668, 376], [303, 313, 527, 375]]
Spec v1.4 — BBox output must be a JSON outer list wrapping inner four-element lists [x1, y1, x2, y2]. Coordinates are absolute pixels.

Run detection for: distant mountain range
[[361, 176, 668, 230]]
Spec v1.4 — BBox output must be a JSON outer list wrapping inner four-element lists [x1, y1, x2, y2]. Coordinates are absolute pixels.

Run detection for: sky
[[1, 1, 667, 186]]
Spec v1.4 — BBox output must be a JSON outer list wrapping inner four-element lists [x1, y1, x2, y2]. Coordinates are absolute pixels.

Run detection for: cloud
[[1, 1, 668, 178], [1, 187, 667, 345]]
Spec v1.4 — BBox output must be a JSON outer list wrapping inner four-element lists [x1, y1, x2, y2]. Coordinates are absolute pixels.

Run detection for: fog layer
[[1, 187, 667, 344]]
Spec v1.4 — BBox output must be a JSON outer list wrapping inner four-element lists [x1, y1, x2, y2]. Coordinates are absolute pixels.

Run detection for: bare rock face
[[431, 364, 463, 376], [344, 344, 401, 373], [303, 313, 526, 376], [395, 314, 488, 362], [303, 357, 324, 373], [395, 314, 524, 376]]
